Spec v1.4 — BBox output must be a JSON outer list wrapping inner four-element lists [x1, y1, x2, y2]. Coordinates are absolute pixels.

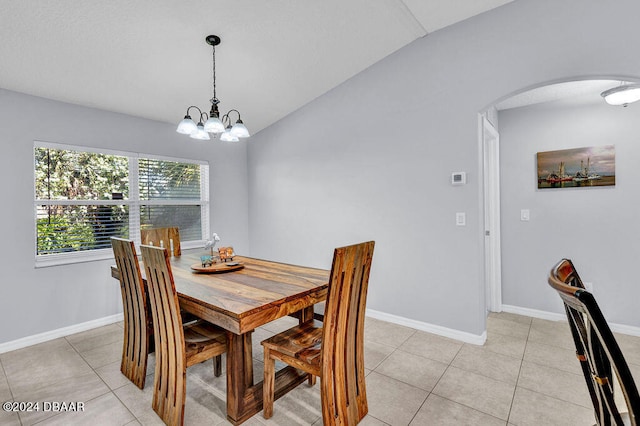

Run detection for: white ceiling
[[0, 0, 513, 135]]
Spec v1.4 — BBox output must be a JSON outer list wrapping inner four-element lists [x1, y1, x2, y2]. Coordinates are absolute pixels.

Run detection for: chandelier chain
[[211, 44, 217, 103]]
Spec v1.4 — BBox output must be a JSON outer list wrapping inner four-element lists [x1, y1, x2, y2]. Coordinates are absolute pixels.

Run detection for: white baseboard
[[502, 304, 640, 337], [501, 304, 566, 322], [0, 313, 124, 354], [366, 309, 487, 345]]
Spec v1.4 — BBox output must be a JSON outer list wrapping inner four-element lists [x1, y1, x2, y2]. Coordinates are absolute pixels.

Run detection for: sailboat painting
[[537, 145, 615, 189]]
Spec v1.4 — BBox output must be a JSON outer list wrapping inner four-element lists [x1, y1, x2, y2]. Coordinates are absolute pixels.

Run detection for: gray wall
[[500, 100, 640, 327], [0, 89, 249, 344], [247, 0, 640, 336]]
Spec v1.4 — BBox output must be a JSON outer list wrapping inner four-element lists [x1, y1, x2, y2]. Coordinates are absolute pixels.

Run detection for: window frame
[[34, 141, 210, 267]]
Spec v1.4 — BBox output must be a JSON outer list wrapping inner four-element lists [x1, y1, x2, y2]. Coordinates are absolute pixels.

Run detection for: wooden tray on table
[[190, 262, 244, 274]]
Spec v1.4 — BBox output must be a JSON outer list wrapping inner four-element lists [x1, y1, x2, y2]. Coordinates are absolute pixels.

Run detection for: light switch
[[520, 209, 530, 221], [456, 212, 466, 226]]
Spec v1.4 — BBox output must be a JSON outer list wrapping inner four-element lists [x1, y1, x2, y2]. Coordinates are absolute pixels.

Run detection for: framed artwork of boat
[[537, 145, 615, 189]]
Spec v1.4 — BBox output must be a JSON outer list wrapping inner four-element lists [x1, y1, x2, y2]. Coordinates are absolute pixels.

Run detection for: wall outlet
[[520, 209, 530, 221], [456, 212, 466, 226]]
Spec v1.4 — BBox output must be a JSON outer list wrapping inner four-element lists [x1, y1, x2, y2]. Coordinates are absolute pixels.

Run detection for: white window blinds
[[34, 142, 209, 266]]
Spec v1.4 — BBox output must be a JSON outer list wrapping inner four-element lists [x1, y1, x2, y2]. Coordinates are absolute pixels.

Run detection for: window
[[34, 142, 209, 266]]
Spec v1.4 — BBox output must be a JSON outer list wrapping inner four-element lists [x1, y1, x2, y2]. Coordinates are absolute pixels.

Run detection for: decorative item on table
[[218, 247, 235, 262], [204, 233, 221, 257], [200, 255, 214, 267]]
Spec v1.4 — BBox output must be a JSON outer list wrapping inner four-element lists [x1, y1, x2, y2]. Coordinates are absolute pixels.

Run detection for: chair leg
[[308, 374, 316, 386], [214, 355, 222, 377], [263, 348, 275, 419]]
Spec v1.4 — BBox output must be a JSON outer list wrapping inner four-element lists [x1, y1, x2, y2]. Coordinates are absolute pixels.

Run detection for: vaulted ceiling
[[1, 1, 513, 134]]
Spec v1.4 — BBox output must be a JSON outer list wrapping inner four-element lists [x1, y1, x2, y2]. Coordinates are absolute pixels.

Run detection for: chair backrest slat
[[111, 237, 149, 389], [549, 259, 640, 426], [321, 241, 374, 424], [141, 227, 181, 257], [141, 244, 187, 426]]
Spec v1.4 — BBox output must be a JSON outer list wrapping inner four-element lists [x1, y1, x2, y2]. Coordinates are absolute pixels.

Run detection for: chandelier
[[176, 35, 250, 141]]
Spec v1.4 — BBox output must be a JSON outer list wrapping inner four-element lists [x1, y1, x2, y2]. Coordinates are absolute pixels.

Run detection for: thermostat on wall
[[451, 172, 466, 185]]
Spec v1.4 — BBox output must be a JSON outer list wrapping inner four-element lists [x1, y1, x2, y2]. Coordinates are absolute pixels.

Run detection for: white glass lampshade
[[230, 120, 250, 138], [220, 127, 239, 142], [601, 84, 640, 106], [176, 116, 197, 134], [204, 116, 225, 133], [190, 123, 210, 140]]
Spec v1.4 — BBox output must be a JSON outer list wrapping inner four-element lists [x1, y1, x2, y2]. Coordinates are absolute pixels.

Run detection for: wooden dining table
[[111, 249, 330, 425]]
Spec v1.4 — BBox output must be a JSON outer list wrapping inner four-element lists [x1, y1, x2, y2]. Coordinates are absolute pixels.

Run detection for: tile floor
[[1, 312, 639, 425]]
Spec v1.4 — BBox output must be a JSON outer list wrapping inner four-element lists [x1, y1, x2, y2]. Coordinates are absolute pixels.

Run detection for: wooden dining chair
[[111, 237, 153, 389], [548, 259, 640, 426], [261, 241, 375, 424], [140, 244, 228, 426], [141, 227, 181, 257]]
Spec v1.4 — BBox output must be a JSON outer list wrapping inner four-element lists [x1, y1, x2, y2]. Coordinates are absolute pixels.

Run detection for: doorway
[[482, 116, 502, 313]]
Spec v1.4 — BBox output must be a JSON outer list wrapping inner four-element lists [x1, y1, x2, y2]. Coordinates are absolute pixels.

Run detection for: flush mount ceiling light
[[601, 83, 640, 107], [176, 35, 250, 141]]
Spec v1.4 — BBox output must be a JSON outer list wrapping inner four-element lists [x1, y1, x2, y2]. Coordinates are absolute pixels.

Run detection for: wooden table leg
[[226, 331, 312, 425], [298, 305, 315, 323]]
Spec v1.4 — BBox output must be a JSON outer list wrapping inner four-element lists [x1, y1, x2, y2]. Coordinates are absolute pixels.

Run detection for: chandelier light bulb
[[204, 116, 225, 133], [190, 123, 211, 140], [176, 115, 197, 134], [230, 119, 250, 138], [220, 126, 239, 142]]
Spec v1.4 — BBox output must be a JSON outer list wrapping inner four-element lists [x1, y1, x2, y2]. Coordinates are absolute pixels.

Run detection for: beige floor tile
[[35, 392, 136, 425], [252, 327, 276, 361], [516, 361, 591, 408], [182, 376, 229, 425], [256, 382, 322, 425], [1, 338, 110, 425], [219, 418, 264, 426], [628, 362, 640, 384], [527, 319, 574, 350], [0, 367, 12, 402], [482, 332, 527, 359], [615, 332, 640, 366], [399, 331, 463, 364], [365, 317, 416, 348], [522, 340, 582, 375], [65, 323, 123, 354], [364, 341, 395, 370], [486, 316, 530, 339], [79, 340, 123, 369], [410, 394, 506, 426], [488, 312, 532, 326], [432, 366, 515, 421], [356, 415, 390, 425], [15, 371, 111, 425], [366, 371, 428, 425], [508, 387, 594, 426], [0, 411, 20, 426], [94, 359, 137, 391], [260, 316, 299, 335], [1, 339, 94, 395], [113, 381, 163, 424], [374, 349, 448, 391], [187, 359, 229, 400], [451, 344, 521, 385]]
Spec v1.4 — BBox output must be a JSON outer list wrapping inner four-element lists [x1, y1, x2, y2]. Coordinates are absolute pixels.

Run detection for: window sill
[[35, 249, 114, 268], [34, 240, 207, 268]]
